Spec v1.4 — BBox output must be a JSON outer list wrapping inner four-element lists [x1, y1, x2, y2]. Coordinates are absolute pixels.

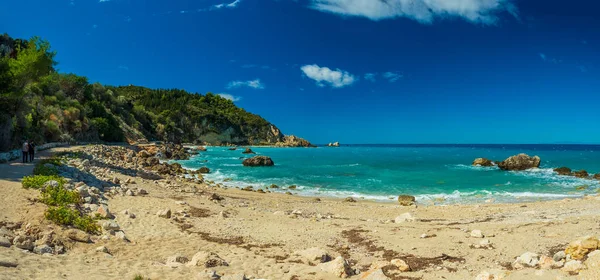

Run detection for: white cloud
[[301, 64, 356, 88], [364, 73, 377, 82], [92, 24, 98, 28], [98, 0, 110, 2], [308, 0, 518, 25], [382, 71, 403, 82], [218, 93, 241, 101], [226, 79, 264, 89], [539, 53, 559, 64], [213, 0, 242, 9], [118, 65, 129, 70]]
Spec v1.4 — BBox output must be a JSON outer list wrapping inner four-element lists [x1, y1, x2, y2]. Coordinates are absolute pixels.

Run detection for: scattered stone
[[137, 188, 148, 195], [125, 189, 135, 196], [157, 209, 172, 218], [221, 273, 247, 280], [583, 250, 600, 270], [187, 251, 228, 268], [166, 254, 189, 268], [562, 260, 585, 273], [397, 195, 416, 206], [514, 252, 539, 268], [390, 259, 410, 272], [472, 158, 494, 167], [538, 255, 555, 269], [344, 197, 357, 203], [242, 156, 274, 167], [317, 256, 353, 278], [553, 251, 566, 262], [0, 237, 11, 247], [470, 229, 484, 238], [33, 244, 53, 254], [420, 233, 436, 239], [12, 235, 33, 251], [102, 221, 120, 231], [66, 229, 91, 243], [359, 268, 390, 280], [96, 204, 113, 219], [565, 236, 599, 260], [369, 260, 391, 270], [209, 193, 223, 201], [394, 213, 415, 223], [0, 258, 17, 268], [96, 246, 109, 253], [112, 177, 120, 184], [294, 247, 331, 263], [475, 271, 507, 280]]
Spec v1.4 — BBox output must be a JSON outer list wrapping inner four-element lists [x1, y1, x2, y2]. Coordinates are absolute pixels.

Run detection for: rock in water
[[594, 173, 600, 180], [397, 195, 416, 206], [472, 158, 494, 167], [242, 156, 274, 167], [573, 170, 589, 178], [242, 148, 255, 154], [554, 167, 572, 175], [198, 167, 210, 174], [497, 154, 541, 171]]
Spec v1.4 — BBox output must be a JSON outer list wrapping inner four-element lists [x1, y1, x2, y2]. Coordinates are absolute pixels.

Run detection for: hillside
[[0, 34, 312, 151]]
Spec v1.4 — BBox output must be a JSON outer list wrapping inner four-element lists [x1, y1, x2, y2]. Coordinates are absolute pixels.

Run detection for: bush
[[22, 175, 63, 189], [45, 206, 100, 234], [33, 163, 59, 176], [40, 185, 80, 206]]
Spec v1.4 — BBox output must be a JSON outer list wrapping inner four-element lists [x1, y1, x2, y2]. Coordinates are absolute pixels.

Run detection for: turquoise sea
[[175, 145, 600, 204]]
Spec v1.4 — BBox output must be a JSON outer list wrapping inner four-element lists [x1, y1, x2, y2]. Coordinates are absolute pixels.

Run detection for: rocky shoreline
[[1, 144, 600, 279]]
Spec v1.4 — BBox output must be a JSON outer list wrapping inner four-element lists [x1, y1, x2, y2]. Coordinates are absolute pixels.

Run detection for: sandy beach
[[1, 145, 600, 280]]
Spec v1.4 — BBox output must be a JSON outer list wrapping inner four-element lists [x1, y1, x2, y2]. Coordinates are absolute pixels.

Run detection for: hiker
[[29, 141, 36, 162], [22, 140, 29, 163]]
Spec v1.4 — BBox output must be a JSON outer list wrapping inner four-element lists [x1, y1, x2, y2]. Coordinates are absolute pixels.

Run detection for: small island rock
[[242, 156, 274, 167], [472, 158, 494, 167], [497, 154, 541, 171]]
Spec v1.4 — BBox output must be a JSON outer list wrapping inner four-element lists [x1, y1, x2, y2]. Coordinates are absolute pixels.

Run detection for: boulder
[[554, 167, 572, 176], [472, 158, 494, 167], [390, 259, 410, 272], [242, 148, 255, 154], [565, 236, 599, 260], [397, 195, 416, 206], [0, 237, 11, 247], [187, 251, 228, 268], [198, 167, 210, 174], [583, 250, 600, 270], [242, 156, 274, 167], [317, 256, 353, 278], [102, 221, 120, 231], [573, 170, 589, 178], [344, 197, 357, 203], [470, 230, 484, 238], [394, 213, 415, 223], [497, 154, 541, 171], [514, 252, 539, 268], [12, 235, 33, 251], [562, 260, 585, 273], [157, 209, 172, 219], [96, 204, 113, 219], [359, 269, 390, 280], [66, 229, 91, 243], [33, 244, 53, 254], [294, 247, 331, 263], [166, 254, 189, 268]]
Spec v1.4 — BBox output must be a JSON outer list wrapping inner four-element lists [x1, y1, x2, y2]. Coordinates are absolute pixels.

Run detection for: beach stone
[[475, 270, 507, 280], [344, 197, 357, 203], [359, 268, 390, 280], [538, 255, 555, 269], [397, 195, 416, 206], [112, 177, 120, 184], [562, 260, 585, 273], [470, 229, 484, 238], [369, 260, 391, 270], [66, 229, 91, 243], [565, 236, 599, 260], [390, 259, 411, 272], [394, 213, 415, 223], [199, 167, 210, 174], [102, 221, 120, 231], [0, 237, 11, 247], [554, 167, 572, 176], [554, 251, 566, 262], [96, 246, 109, 253], [166, 254, 189, 268], [12, 235, 33, 251], [472, 158, 494, 167], [514, 252, 539, 268], [221, 273, 247, 280], [294, 247, 331, 263], [33, 244, 53, 255], [0, 258, 17, 268], [242, 156, 274, 167], [96, 204, 113, 219], [317, 256, 353, 278], [584, 250, 600, 269], [187, 251, 228, 268], [497, 154, 541, 171], [157, 209, 172, 218]]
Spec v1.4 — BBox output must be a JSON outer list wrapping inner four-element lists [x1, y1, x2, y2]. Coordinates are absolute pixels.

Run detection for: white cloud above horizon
[[218, 93, 242, 101], [226, 79, 264, 89], [301, 64, 356, 88], [308, 0, 518, 25], [214, 0, 242, 9], [382, 71, 403, 82], [364, 73, 376, 82]]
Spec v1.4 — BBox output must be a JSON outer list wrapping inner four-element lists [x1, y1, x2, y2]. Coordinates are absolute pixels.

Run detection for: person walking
[[28, 141, 35, 162], [22, 140, 29, 163]]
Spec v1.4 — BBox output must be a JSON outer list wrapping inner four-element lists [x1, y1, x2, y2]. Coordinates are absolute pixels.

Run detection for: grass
[[22, 175, 64, 189], [133, 275, 149, 280]]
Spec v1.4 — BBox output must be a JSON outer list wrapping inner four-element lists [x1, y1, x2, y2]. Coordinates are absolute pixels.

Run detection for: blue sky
[[1, 0, 599, 144]]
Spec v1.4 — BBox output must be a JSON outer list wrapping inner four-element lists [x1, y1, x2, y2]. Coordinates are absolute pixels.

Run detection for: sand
[[1, 145, 600, 280]]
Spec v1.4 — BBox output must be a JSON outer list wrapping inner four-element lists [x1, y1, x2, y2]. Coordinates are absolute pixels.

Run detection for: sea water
[[175, 144, 600, 204]]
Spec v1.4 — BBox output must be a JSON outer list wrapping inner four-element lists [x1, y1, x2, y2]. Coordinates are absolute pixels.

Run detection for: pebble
[[470, 229, 484, 238]]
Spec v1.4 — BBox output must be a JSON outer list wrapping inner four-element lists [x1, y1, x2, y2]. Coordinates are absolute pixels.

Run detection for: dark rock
[[242, 186, 253, 191], [472, 158, 494, 167], [497, 154, 541, 171], [344, 197, 356, 203], [573, 170, 589, 178], [199, 167, 210, 174], [398, 195, 416, 206], [594, 174, 600, 180], [554, 167, 572, 176], [269, 184, 279, 189], [288, 185, 297, 190], [209, 193, 223, 201], [228, 147, 237, 151], [242, 156, 274, 167], [242, 148, 255, 154]]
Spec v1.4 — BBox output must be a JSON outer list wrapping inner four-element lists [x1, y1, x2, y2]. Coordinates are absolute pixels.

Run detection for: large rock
[[390, 259, 410, 271], [554, 167, 572, 176], [12, 235, 33, 251], [66, 229, 91, 243], [242, 156, 274, 167], [33, 244, 54, 255], [294, 247, 331, 263], [562, 260, 585, 273], [472, 158, 494, 167], [594, 173, 600, 180], [318, 256, 353, 278], [165, 254, 189, 268], [275, 135, 315, 147], [513, 252, 539, 268], [242, 148, 255, 154], [497, 154, 541, 171], [573, 170, 589, 178], [186, 251, 228, 268], [565, 236, 599, 260], [397, 195, 416, 206], [157, 209, 172, 219]]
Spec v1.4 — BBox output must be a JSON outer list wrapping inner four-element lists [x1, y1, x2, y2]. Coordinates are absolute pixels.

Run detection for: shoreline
[[2, 144, 600, 279]]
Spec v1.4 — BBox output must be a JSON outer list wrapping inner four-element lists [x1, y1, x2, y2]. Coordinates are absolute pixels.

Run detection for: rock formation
[[274, 135, 315, 148], [242, 156, 274, 167], [554, 167, 572, 176], [497, 154, 541, 171], [242, 148, 255, 154], [472, 158, 494, 167]]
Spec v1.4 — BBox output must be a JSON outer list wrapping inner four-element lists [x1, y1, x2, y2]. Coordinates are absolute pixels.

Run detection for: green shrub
[[45, 206, 100, 234], [22, 175, 63, 189], [39, 157, 63, 166], [33, 163, 59, 176], [40, 185, 80, 206]]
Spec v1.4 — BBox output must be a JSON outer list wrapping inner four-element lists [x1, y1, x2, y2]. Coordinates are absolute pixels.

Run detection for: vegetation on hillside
[[0, 34, 291, 152]]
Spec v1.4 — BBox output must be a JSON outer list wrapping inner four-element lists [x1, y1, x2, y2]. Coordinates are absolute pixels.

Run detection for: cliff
[[0, 34, 312, 151]]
